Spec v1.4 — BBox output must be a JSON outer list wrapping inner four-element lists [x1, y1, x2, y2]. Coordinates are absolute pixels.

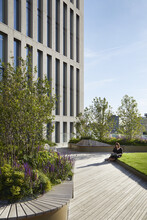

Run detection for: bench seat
[[0, 180, 73, 220]]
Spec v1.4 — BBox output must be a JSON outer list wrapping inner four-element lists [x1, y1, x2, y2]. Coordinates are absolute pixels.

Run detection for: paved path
[[64, 151, 147, 220]]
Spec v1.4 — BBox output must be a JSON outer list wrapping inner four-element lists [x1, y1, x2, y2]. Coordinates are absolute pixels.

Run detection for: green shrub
[[0, 164, 24, 201], [68, 137, 81, 143], [103, 137, 147, 146], [0, 150, 73, 202], [81, 136, 92, 140], [0, 163, 52, 202]]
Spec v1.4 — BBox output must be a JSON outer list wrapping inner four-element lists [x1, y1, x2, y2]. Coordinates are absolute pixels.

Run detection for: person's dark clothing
[[113, 147, 123, 157], [110, 147, 123, 160]]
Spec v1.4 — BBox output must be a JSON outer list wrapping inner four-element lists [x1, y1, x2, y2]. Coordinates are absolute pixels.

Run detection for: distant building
[[110, 115, 119, 133], [0, 0, 84, 144], [142, 113, 147, 134]]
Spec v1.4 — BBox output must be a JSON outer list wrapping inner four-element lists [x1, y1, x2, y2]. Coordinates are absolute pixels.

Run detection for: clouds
[[85, 78, 116, 89], [85, 39, 147, 64]]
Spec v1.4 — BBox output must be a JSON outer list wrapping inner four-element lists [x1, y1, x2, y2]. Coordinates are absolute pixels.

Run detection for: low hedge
[[69, 137, 147, 146]]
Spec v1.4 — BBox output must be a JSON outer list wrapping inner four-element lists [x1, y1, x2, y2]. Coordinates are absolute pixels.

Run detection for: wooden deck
[[68, 152, 147, 220]]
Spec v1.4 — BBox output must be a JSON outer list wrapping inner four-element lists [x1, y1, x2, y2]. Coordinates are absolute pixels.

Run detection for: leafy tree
[[89, 97, 114, 141], [117, 95, 144, 140], [74, 97, 114, 141], [74, 108, 92, 138], [0, 57, 56, 158]]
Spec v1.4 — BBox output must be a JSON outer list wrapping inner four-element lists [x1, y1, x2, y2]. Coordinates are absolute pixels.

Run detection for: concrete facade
[[0, 0, 84, 144]]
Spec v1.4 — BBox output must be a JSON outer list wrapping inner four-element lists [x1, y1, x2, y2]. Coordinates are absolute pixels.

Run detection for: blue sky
[[84, 0, 147, 116]]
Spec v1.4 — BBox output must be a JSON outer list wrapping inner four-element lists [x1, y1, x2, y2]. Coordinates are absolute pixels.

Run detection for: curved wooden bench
[[0, 180, 73, 220]]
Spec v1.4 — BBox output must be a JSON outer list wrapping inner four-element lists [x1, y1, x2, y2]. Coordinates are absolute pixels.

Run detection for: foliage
[[89, 97, 114, 140], [41, 139, 57, 147], [0, 163, 51, 202], [0, 150, 73, 202], [0, 58, 73, 202], [74, 108, 92, 138], [36, 151, 73, 183], [117, 95, 145, 140], [119, 153, 147, 176], [68, 137, 81, 144], [104, 137, 147, 146], [75, 97, 114, 141], [0, 58, 56, 158]]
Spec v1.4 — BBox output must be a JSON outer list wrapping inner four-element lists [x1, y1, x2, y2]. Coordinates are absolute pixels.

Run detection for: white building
[[0, 0, 84, 144]]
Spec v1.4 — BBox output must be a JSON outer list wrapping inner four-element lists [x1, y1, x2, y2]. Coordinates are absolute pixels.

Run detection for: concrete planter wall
[[122, 145, 147, 152], [117, 160, 147, 182], [68, 143, 113, 152], [68, 143, 147, 153]]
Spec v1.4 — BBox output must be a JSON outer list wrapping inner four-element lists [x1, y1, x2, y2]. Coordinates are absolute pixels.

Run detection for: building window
[[47, 123, 52, 141], [70, 122, 74, 139], [0, 33, 7, 80], [55, 122, 60, 143], [26, 45, 32, 78], [70, 9, 74, 60], [76, 15, 79, 62], [37, 50, 42, 79], [63, 122, 67, 142], [76, 0, 79, 9], [63, 62, 67, 116], [56, 0, 60, 52], [76, 69, 80, 116], [70, 0, 73, 3], [47, 0, 52, 48], [47, 54, 52, 84], [26, 0, 32, 37], [70, 66, 74, 116], [63, 3, 67, 56], [14, 39, 20, 67], [26, 44, 32, 61], [0, 0, 7, 24], [14, 0, 21, 31], [55, 59, 60, 115], [37, 0, 42, 43]]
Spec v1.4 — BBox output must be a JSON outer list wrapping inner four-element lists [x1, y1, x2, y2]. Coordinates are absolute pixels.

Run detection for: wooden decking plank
[[142, 211, 147, 220], [24, 201, 43, 215], [41, 198, 67, 206], [0, 204, 11, 219], [43, 192, 71, 199], [133, 201, 147, 220], [28, 200, 56, 212], [8, 204, 17, 219], [42, 193, 71, 200], [123, 192, 147, 220], [33, 199, 59, 210], [16, 203, 26, 218], [41, 196, 69, 203], [75, 180, 139, 220], [36, 198, 62, 208], [37, 197, 66, 206], [70, 173, 133, 216], [68, 152, 147, 220], [97, 186, 143, 220], [27, 200, 50, 213], [0, 206, 6, 215], [20, 203, 35, 216]]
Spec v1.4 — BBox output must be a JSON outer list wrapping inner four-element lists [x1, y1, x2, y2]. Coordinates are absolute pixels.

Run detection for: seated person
[[105, 142, 123, 161]]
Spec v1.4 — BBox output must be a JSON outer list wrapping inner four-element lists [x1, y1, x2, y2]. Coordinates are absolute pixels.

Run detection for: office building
[[0, 0, 84, 144]]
